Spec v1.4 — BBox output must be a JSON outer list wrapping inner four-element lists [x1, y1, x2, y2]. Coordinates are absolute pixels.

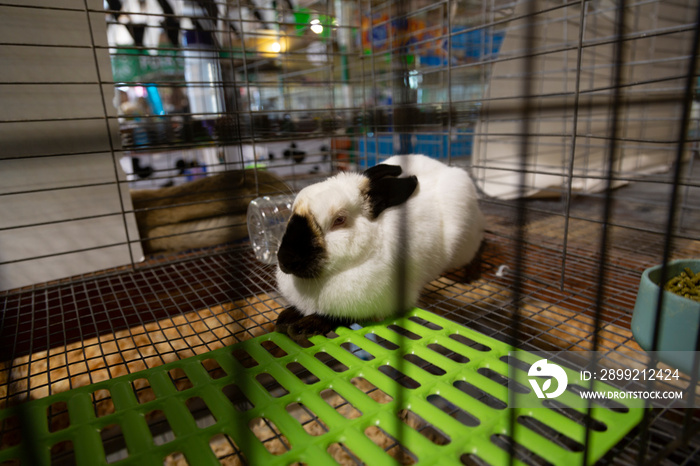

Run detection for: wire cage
[[1, 0, 699, 464]]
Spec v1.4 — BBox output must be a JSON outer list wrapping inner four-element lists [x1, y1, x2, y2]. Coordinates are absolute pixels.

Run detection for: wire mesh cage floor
[[2, 215, 700, 464], [0, 308, 646, 466]]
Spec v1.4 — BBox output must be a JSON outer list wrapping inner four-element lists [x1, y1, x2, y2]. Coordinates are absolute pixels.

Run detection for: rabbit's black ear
[[363, 163, 403, 181], [364, 164, 417, 219]]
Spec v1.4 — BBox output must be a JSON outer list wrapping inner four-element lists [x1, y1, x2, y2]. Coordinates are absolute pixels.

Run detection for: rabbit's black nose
[[277, 214, 325, 279]]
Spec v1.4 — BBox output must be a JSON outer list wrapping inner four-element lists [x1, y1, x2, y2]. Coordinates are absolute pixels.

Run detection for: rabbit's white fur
[[276, 154, 484, 321]]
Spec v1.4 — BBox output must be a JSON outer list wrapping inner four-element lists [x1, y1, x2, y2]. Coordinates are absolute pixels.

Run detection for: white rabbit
[[275, 154, 485, 340]]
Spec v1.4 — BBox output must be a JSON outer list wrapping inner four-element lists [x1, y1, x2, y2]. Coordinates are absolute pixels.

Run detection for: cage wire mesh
[[1, 0, 700, 464]]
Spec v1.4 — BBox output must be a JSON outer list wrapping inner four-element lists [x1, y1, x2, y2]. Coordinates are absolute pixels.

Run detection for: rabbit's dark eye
[[331, 215, 346, 229]]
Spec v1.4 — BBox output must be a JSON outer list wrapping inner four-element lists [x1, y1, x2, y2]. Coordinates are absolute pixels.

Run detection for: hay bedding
[[1, 294, 279, 407], [0, 291, 439, 465], [130, 170, 290, 255]]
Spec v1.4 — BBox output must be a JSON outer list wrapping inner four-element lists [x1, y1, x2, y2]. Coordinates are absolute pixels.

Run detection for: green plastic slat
[[0, 308, 644, 466]]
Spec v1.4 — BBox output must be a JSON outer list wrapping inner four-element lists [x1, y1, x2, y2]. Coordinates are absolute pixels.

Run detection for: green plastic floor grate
[[0, 308, 644, 465]]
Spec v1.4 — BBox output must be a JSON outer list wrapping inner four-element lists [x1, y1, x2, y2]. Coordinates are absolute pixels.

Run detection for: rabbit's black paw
[[276, 307, 353, 342]]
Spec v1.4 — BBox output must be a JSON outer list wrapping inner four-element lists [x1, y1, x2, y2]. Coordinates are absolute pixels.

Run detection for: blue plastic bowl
[[631, 259, 700, 375]]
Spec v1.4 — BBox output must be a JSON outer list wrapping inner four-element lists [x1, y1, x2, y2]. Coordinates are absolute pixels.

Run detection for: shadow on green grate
[[0, 308, 644, 465]]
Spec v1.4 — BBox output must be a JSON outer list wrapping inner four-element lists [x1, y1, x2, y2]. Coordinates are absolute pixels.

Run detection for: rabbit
[[275, 154, 485, 340]]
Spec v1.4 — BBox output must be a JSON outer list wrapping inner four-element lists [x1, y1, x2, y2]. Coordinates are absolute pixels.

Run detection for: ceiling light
[[310, 19, 323, 34]]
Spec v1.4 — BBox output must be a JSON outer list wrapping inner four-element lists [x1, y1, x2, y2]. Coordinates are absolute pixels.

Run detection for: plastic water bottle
[[247, 194, 295, 265]]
